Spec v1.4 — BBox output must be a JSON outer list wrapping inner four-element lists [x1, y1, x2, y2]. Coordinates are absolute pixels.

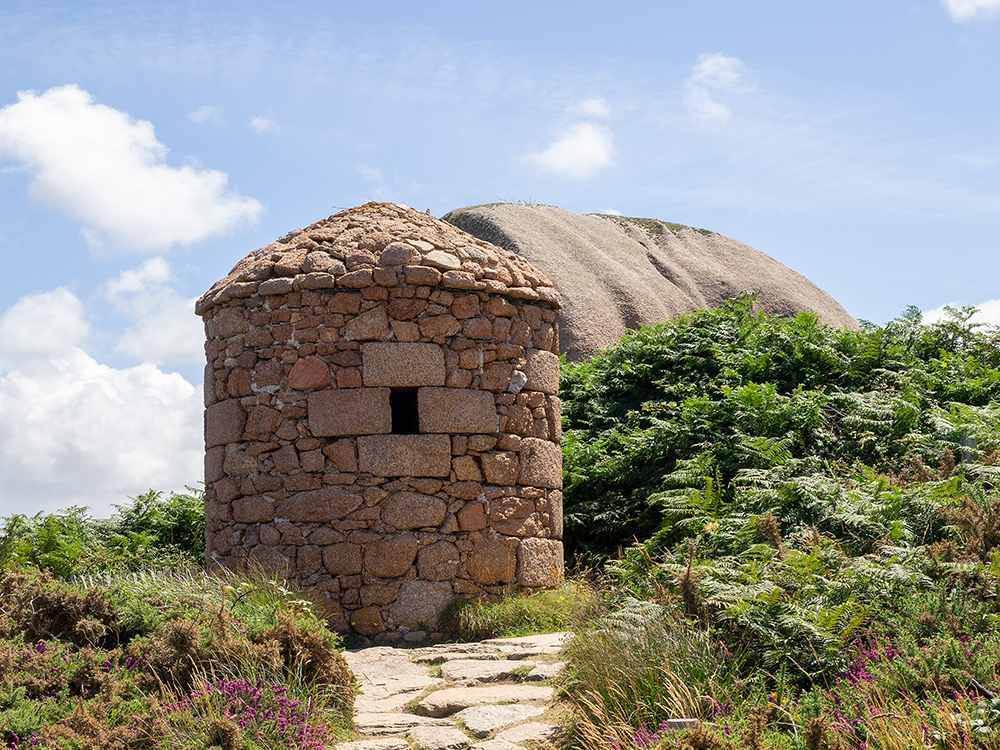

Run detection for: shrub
[[0, 568, 354, 748], [0, 488, 206, 579], [139, 678, 331, 750], [560, 297, 1000, 560]]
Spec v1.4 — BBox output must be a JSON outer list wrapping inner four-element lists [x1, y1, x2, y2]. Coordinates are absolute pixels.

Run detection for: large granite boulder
[[443, 204, 858, 361]]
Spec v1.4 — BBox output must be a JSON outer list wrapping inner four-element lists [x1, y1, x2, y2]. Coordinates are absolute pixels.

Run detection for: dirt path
[[335, 632, 571, 750]]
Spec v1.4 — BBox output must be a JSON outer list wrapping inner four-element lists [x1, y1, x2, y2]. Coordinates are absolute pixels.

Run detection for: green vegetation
[[10, 293, 1000, 749], [0, 490, 354, 749], [0, 488, 205, 578], [441, 579, 597, 640], [557, 295, 1000, 750]]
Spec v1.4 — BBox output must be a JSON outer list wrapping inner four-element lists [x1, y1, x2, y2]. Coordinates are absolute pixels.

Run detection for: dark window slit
[[390, 388, 420, 434]]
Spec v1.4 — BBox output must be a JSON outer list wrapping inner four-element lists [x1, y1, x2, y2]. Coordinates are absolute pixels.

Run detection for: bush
[[558, 298, 1000, 749], [0, 568, 354, 749], [0, 488, 206, 579], [560, 296, 1000, 561]]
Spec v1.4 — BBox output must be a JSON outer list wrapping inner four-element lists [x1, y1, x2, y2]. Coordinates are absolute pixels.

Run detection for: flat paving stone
[[440, 659, 539, 685], [415, 685, 556, 718], [345, 635, 570, 747], [354, 712, 454, 736], [336, 740, 411, 750], [409, 725, 473, 750], [346, 648, 438, 691], [355, 688, 445, 714], [470, 741, 521, 750], [495, 722, 562, 743], [453, 704, 546, 738], [344, 646, 410, 667], [411, 644, 505, 664], [346, 646, 444, 712], [484, 632, 571, 659], [525, 660, 566, 681]]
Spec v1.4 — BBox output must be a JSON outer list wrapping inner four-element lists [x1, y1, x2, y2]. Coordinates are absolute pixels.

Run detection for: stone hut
[[196, 202, 564, 635]]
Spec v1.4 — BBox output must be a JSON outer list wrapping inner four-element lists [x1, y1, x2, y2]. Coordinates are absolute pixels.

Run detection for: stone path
[[336, 632, 571, 750]]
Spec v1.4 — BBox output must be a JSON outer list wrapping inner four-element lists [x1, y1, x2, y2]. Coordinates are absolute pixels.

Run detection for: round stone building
[[197, 202, 564, 634]]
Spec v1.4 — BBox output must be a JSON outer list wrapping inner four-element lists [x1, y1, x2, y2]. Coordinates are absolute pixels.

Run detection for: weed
[[510, 664, 535, 680]]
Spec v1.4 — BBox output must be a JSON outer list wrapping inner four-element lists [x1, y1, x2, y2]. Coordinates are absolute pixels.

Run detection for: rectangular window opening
[[390, 388, 420, 434]]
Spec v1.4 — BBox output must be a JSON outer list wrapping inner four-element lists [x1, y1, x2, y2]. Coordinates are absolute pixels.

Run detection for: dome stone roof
[[196, 202, 561, 316]]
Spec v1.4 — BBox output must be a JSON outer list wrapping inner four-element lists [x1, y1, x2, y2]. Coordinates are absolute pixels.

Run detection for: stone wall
[[201, 244, 563, 635]]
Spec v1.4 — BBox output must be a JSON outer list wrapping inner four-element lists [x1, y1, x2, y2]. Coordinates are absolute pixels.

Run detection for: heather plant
[[0, 567, 354, 749], [139, 677, 331, 750]]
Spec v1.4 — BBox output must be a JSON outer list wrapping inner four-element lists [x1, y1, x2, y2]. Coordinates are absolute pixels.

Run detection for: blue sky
[[1, 0, 999, 515]]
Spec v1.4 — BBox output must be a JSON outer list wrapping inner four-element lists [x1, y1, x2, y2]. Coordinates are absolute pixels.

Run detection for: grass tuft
[[440, 579, 597, 640]]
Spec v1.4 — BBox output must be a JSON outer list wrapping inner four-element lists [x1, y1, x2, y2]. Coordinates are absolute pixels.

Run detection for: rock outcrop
[[443, 204, 858, 361]]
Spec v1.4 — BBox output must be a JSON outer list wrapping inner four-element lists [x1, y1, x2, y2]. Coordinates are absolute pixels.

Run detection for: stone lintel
[[357, 434, 452, 476], [308, 388, 391, 436], [362, 343, 446, 387], [418, 387, 499, 434]]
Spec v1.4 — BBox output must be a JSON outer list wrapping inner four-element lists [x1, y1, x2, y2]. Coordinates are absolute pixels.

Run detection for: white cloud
[[688, 52, 749, 90], [0, 85, 262, 251], [601, 208, 624, 216], [575, 98, 612, 118], [683, 88, 733, 124], [250, 115, 281, 133], [0, 288, 89, 366], [115, 294, 203, 364], [941, 0, 1000, 20], [531, 122, 615, 179], [105, 258, 204, 364], [105, 257, 173, 298], [923, 299, 1000, 326], [189, 105, 224, 124], [357, 163, 383, 182], [683, 52, 751, 124], [0, 289, 202, 516]]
